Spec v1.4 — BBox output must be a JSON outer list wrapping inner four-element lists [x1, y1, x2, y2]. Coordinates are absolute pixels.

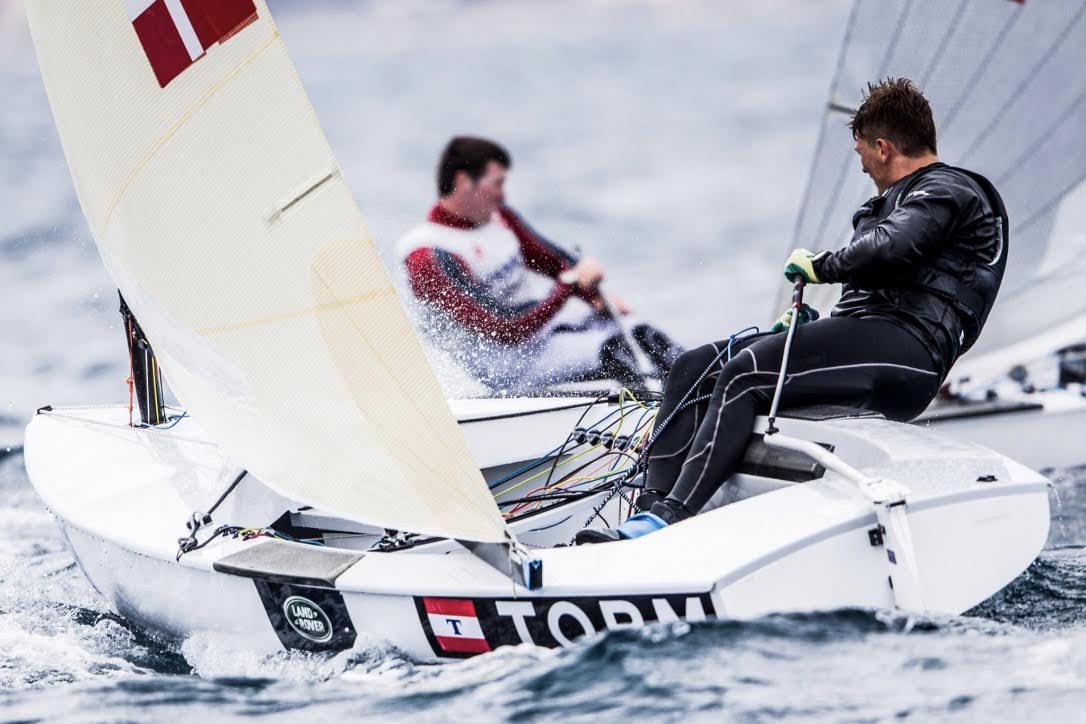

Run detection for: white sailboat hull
[[921, 389, 1086, 471], [26, 402, 1050, 661]]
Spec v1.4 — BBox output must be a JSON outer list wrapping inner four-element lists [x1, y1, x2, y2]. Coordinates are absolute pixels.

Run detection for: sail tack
[[24, 0, 508, 543]]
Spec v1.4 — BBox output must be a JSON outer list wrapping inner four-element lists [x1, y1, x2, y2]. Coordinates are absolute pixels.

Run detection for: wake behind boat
[[19, 0, 1053, 661]]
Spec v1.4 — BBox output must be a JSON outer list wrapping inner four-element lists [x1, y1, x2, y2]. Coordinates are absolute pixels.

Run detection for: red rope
[[125, 319, 135, 427]]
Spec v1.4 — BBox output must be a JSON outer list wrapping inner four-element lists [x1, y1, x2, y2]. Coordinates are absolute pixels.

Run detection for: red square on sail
[[180, 0, 259, 49], [128, 0, 258, 88], [131, 0, 197, 88]]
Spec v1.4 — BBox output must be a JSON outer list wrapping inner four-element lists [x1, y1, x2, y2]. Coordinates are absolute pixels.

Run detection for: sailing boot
[[634, 489, 665, 512], [574, 498, 691, 544], [630, 324, 684, 378], [598, 335, 649, 390], [571, 488, 664, 544]]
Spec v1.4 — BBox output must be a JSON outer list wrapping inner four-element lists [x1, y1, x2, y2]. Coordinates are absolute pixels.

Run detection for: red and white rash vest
[[398, 205, 618, 389], [399, 205, 587, 344]]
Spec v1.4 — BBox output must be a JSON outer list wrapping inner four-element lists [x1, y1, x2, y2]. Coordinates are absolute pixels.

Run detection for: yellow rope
[[498, 400, 659, 517], [496, 443, 604, 502], [522, 411, 658, 513]]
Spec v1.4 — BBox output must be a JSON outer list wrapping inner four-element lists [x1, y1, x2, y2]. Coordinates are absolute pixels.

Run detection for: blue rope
[[526, 515, 572, 533], [155, 411, 189, 430], [486, 403, 639, 490], [727, 326, 761, 361], [488, 442, 568, 489], [637, 326, 761, 465]]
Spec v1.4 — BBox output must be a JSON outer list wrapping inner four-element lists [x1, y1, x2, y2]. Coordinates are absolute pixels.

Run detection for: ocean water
[[2, 445, 1086, 721], [5, 0, 1086, 721]]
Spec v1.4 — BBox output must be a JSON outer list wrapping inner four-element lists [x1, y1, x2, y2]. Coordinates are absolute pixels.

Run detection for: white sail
[[786, 0, 1086, 365], [24, 0, 508, 543]]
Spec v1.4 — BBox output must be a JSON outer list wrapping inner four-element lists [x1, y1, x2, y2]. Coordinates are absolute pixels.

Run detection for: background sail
[[787, 0, 1086, 368], [24, 0, 508, 543]]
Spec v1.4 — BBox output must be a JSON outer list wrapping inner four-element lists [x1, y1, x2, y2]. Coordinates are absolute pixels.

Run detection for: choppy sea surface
[[4, 0, 1086, 721], [2, 446, 1086, 722]]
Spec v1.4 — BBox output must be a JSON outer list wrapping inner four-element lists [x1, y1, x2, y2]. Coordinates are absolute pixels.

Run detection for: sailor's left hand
[[770, 303, 819, 333], [608, 293, 630, 316], [783, 248, 823, 284], [590, 292, 630, 316]]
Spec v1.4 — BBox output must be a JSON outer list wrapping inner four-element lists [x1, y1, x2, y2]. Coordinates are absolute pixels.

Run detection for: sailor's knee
[[664, 344, 719, 388]]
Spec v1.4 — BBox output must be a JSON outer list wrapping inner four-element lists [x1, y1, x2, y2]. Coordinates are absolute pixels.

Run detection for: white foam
[[181, 630, 409, 684]]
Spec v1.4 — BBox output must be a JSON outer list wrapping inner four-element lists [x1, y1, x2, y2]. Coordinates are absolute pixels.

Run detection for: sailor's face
[[855, 135, 878, 177], [855, 135, 892, 191], [469, 161, 507, 216]]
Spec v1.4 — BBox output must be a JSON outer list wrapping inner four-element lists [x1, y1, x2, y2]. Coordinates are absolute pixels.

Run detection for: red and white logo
[[422, 598, 491, 654], [127, 0, 258, 88]]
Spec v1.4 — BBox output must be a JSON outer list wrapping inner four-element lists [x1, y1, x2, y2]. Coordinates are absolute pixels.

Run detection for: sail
[[786, 0, 1086, 365], [24, 0, 508, 543]]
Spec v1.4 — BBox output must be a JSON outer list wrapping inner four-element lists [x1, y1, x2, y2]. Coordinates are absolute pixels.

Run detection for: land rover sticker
[[252, 581, 357, 652], [282, 596, 333, 643]]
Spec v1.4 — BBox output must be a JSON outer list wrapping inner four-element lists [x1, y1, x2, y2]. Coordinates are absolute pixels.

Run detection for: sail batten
[[25, 0, 508, 543], [101, 28, 284, 232]]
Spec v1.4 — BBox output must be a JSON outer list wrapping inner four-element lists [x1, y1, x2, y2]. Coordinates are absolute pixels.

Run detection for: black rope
[[543, 392, 609, 488], [502, 405, 658, 517], [499, 490, 600, 508], [561, 328, 761, 536], [176, 470, 249, 558], [176, 525, 238, 560], [547, 449, 617, 487], [572, 477, 645, 541], [626, 330, 761, 481], [494, 397, 652, 491], [207, 470, 248, 517], [631, 393, 712, 469], [570, 330, 765, 533], [512, 445, 634, 509]]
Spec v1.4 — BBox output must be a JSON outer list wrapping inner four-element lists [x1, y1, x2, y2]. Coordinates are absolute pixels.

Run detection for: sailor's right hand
[[769, 303, 819, 333], [783, 248, 823, 284], [564, 258, 605, 291]]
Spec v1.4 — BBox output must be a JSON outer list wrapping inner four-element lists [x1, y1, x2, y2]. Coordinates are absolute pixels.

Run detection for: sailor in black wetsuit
[[578, 77, 1009, 543]]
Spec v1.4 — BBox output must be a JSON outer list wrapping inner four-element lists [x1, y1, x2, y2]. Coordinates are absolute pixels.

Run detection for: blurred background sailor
[[397, 136, 682, 393]]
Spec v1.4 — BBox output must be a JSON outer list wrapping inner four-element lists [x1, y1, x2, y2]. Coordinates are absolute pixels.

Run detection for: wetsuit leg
[[597, 335, 648, 389], [630, 323, 685, 377], [641, 335, 769, 505], [520, 314, 630, 388], [650, 317, 942, 522]]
